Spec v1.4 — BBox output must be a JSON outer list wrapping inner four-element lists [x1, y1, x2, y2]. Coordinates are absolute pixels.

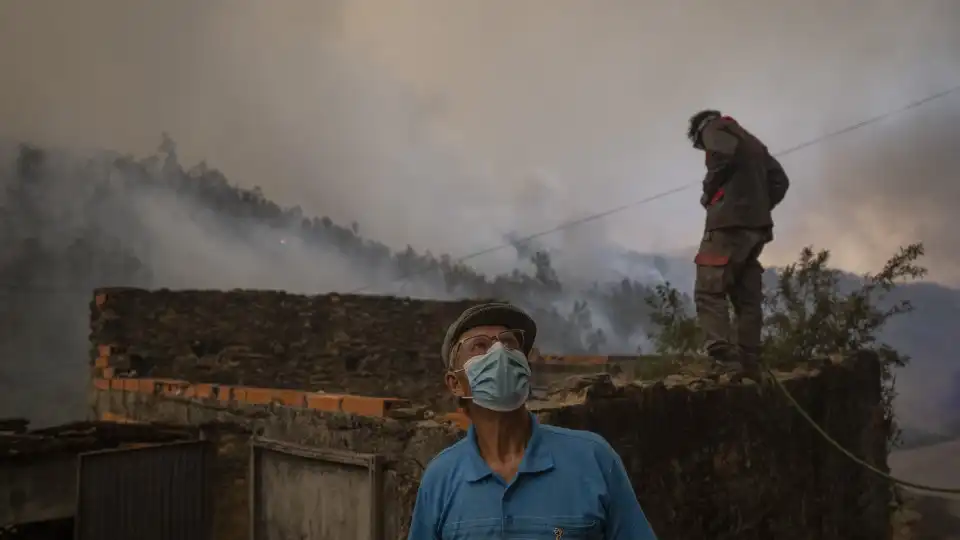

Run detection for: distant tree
[[643, 282, 701, 356]]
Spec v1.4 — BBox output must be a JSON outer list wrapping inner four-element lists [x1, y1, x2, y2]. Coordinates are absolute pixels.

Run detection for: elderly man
[[407, 302, 657, 540], [686, 109, 790, 376]]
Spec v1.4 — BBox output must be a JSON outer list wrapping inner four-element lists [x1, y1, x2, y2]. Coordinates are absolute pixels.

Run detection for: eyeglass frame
[[450, 328, 526, 369]]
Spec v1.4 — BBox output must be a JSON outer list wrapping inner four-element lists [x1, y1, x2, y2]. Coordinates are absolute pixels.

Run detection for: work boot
[[706, 344, 744, 381], [739, 347, 764, 382]]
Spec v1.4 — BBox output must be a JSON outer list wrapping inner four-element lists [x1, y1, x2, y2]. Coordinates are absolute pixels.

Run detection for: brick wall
[[91, 352, 891, 540]]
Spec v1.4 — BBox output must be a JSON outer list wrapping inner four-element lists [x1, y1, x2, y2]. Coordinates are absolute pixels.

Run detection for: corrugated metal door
[[250, 438, 383, 540], [75, 440, 213, 540]]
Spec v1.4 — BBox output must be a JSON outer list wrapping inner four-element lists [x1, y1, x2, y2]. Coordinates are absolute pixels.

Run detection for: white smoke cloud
[[1, 0, 959, 431]]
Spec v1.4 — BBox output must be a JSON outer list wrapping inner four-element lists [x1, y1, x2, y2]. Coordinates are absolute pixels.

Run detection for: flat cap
[[441, 302, 537, 369]]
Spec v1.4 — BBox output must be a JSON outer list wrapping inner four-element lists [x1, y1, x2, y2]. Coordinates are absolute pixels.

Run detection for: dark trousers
[[693, 227, 770, 356]]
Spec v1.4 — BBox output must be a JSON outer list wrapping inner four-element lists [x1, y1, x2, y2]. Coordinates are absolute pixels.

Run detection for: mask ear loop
[[449, 341, 507, 401], [448, 340, 475, 402], [449, 368, 474, 401]]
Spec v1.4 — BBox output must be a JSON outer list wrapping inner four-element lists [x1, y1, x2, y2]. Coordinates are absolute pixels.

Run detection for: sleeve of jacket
[[765, 153, 790, 209], [700, 121, 740, 202], [407, 476, 441, 540], [602, 444, 658, 539]]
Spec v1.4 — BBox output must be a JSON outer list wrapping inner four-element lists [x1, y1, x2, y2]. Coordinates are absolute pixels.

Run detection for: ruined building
[[4, 288, 893, 539]]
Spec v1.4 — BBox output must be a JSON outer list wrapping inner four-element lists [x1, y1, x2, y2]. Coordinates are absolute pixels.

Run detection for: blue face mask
[[460, 342, 532, 412]]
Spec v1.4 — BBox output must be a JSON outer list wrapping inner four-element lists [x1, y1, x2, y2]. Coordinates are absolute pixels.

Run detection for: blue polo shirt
[[407, 414, 657, 539]]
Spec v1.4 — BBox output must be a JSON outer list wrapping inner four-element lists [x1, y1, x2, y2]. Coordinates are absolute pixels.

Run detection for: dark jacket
[[699, 116, 790, 231]]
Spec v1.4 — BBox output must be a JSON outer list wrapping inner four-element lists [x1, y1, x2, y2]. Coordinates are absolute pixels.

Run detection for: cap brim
[[442, 303, 537, 368]]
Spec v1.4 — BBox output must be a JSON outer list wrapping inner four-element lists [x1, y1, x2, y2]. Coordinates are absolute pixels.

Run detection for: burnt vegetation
[[0, 138, 935, 438]]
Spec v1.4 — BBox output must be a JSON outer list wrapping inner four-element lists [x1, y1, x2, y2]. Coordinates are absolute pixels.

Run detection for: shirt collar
[[461, 412, 555, 483]]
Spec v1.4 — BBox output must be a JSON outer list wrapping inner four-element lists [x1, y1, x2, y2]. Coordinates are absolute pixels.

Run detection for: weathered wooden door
[[249, 438, 383, 540], [75, 440, 214, 540]]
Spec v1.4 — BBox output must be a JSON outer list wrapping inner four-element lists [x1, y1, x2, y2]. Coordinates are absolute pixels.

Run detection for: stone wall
[[90, 352, 892, 540], [91, 288, 492, 410], [89, 288, 666, 410], [537, 353, 891, 539]]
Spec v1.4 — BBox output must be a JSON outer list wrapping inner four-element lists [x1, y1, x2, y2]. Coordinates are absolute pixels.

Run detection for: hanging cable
[[346, 83, 960, 294]]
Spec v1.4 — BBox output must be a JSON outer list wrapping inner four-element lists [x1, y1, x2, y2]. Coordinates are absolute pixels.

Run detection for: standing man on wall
[[687, 110, 790, 376], [408, 302, 658, 539]]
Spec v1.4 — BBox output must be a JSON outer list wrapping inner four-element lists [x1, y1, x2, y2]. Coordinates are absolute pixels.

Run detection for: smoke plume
[[1, 1, 958, 436]]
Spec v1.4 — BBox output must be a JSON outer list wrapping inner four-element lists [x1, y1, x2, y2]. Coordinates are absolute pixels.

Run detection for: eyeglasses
[[454, 329, 525, 361]]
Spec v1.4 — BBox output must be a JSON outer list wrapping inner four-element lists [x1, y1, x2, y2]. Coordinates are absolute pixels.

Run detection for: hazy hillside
[[0, 140, 957, 437]]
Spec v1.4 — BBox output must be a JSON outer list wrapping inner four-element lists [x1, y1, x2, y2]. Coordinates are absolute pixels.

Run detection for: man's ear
[[445, 371, 469, 398]]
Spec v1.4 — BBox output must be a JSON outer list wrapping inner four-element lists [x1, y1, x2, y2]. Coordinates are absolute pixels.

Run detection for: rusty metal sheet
[[249, 438, 383, 540], [75, 440, 213, 540]]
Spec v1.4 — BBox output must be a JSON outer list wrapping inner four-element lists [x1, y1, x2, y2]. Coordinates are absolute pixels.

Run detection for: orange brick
[[93, 378, 110, 390], [216, 386, 234, 403], [95, 293, 108, 308], [121, 379, 140, 392], [97, 344, 112, 357], [160, 381, 189, 397], [148, 378, 189, 397], [102, 367, 116, 379], [109, 378, 124, 390], [190, 383, 214, 399], [341, 395, 410, 417], [305, 393, 343, 411], [305, 393, 344, 412], [239, 388, 273, 405], [136, 379, 157, 394], [94, 356, 109, 368], [275, 389, 306, 407]]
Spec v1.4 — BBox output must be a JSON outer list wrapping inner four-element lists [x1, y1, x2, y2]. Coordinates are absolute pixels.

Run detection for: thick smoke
[[1, 1, 958, 436], [767, 91, 960, 286]]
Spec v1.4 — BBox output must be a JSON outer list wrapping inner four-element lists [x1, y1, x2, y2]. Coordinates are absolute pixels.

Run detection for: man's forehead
[[459, 325, 510, 340]]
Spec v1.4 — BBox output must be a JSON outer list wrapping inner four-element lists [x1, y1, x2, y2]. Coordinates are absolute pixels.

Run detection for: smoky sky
[[2, 0, 959, 280], [1, 0, 959, 432]]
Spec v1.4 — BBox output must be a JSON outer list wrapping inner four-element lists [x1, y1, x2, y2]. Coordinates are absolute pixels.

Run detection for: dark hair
[[687, 109, 722, 146]]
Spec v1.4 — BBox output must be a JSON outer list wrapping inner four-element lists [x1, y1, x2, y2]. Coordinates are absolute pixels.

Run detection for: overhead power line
[[0, 83, 957, 297], [347, 82, 960, 294]]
